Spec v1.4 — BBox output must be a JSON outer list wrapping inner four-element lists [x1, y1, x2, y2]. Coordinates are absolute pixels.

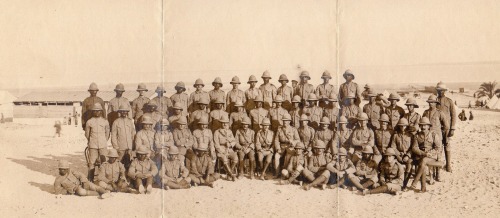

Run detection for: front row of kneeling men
[[55, 111, 442, 198]]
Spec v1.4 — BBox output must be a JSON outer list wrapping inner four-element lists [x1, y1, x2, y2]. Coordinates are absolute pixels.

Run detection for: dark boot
[[445, 151, 452, 172], [224, 163, 236, 181], [402, 172, 410, 189], [238, 160, 245, 179], [249, 161, 255, 179], [365, 185, 388, 195]]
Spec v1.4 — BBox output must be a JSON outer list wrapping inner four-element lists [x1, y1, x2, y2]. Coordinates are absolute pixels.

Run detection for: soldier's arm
[[119, 164, 126, 180], [127, 101, 133, 118], [368, 130, 375, 147], [286, 158, 294, 172], [449, 99, 457, 129], [85, 121, 91, 140], [440, 111, 450, 131], [255, 133, 262, 151], [345, 160, 356, 174], [149, 160, 159, 177], [213, 131, 223, 154], [274, 131, 281, 153], [128, 161, 137, 179], [111, 122, 119, 149], [53, 178, 67, 195], [411, 137, 425, 156], [326, 161, 338, 174], [393, 164, 404, 184], [134, 133, 142, 150], [97, 166, 109, 183], [351, 131, 362, 147], [234, 131, 242, 150], [159, 164, 171, 181], [105, 122, 110, 141], [250, 131, 256, 150]]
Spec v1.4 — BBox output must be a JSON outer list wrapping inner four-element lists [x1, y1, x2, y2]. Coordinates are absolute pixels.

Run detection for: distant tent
[[486, 95, 498, 109]]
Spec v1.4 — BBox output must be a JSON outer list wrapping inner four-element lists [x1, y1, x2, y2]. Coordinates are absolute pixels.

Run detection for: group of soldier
[[54, 69, 456, 199]]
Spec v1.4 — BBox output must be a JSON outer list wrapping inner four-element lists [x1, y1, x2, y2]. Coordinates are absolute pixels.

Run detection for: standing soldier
[[168, 102, 189, 126], [436, 81, 456, 172], [150, 85, 173, 117], [374, 114, 393, 165], [315, 117, 336, 155], [171, 82, 189, 113], [192, 117, 216, 160], [244, 75, 262, 114], [302, 141, 333, 191], [213, 117, 238, 181], [249, 96, 269, 132], [323, 93, 340, 131], [289, 95, 302, 128], [160, 147, 191, 190], [229, 100, 248, 134], [362, 148, 404, 195], [54, 160, 110, 198], [294, 71, 315, 106], [269, 96, 288, 132], [96, 149, 129, 193], [259, 71, 277, 110], [335, 116, 353, 153], [209, 77, 226, 111], [423, 95, 449, 139], [351, 113, 375, 165], [226, 76, 246, 114], [131, 83, 150, 130], [128, 146, 158, 194], [404, 97, 421, 135], [363, 89, 384, 131], [274, 114, 300, 178], [188, 79, 210, 114], [82, 82, 106, 130], [361, 84, 371, 100], [189, 97, 210, 131], [234, 117, 256, 179], [255, 118, 274, 180], [135, 116, 156, 156], [209, 98, 229, 132], [315, 71, 337, 107], [277, 74, 294, 111], [85, 103, 110, 182], [390, 118, 413, 188], [340, 94, 361, 129], [172, 117, 195, 165], [108, 83, 132, 128], [111, 105, 135, 168], [189, 143, 220, 188], [385, 92, 405, 131], [291, 80, 298, 90], [339, 70, 362, 107], [297, 114, 315, 156], [303, 93, 322, 130]]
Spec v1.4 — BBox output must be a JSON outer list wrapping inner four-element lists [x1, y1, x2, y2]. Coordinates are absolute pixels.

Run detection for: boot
[[260, 162, 270, 180], [238, 160, 245, 179], [421, 170, 427, 192], [249, 161, 255, 180], [402, 172, 410, 189], [88, 167, 95, 182], [224, 163, 236, 181], [445, 151, 452, 172], [365, 185, 388, 195]]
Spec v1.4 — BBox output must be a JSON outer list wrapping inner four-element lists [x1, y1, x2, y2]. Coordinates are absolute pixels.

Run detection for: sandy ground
[[0, 94, 499, 218]]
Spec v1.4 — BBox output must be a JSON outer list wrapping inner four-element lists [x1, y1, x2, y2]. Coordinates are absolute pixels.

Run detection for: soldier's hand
[[448, 129, 454, 137]]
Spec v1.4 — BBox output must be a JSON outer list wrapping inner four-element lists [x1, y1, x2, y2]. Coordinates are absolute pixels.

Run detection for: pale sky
[[1, 0, 499, 90]]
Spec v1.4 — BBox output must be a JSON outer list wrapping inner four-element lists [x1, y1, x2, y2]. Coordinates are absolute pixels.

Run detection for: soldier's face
[[195, 85, 203, 91], [283, 120, 291, 126], [174, 109, 182, 115], [92, 110, 102, 117], [263, 78, 270, 83], [280, 81, 287, 86], [262, 125, 269, 131], [301, 121, 308, 127], [340, 123, 347, 130], [275, 102, 281, 108], [407, 105, 414, 111], [199, 104, 206, 110], [115, 91, 124, 97], [222, 123, 229, 129], [321, 124, 329, 130], [119, 111, 128, 117], [59, 168, 68, 176], [143, 124, 152, 130], [386, 155, 395, 163], [437, 90, 445, 96], [362, 153, 371, 160], [295, 148, 303, 155], [138, 90, 146, 95], [216, 103, 223, 110], [150, 106, 157, 112], [256, 102, 262, 108], [346, 75, 353, 82], [349, 98, 354, 105], [308, 101, 316, 107], [89, 90, 98, 96], [399, 125, 407, 132], [201, 124, 208, 129], [381, 122, 387, 130], [323, 78, 330, 83], [249, 82, 256, 88], [390, 100, 398, 106], [369, 96, 376, 103], [179, 124, 187, 130], [177, 88, 185, 94], [340, 155, 346, 162], [293, 102, 299, 108], [300, 77, 308, 83], [242, 124, 249, 130], [167, 154, 177, 161], [237, 107, 244, 112], [108, 157, 117, 164], [161, 124, 169, 131], [138, 153, 147, 161], [214, 84, 221, 89], [198, 150, 208, 157], [420, 124, 430, 131], [314, 148, 324, 155], [429, 102, 437, 108], [359, 120, 368, 127]]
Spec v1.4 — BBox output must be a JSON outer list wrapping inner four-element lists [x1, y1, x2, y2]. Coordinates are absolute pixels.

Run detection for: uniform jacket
[[437, 96, 457, 130], [188, 90, 210, 113], [339, 82, 362, 106], [82, 96, 106, 128], [411, 130, 443, 160], [259, 83, 277, 109], [363, 103, 384, 130], [374, 129, 393, 154], [131, 96, 150, 122], [385, 105, 405, 130], [172, 128, 195, 149], [111, 117, 135, 150], [234, 128, 256, 151], [294, 83, 314, 102], [171, 93, 189, 112], [150, 96, 173, 116], [135, 129, 155, 151], [54, 170, 88, 195], [298, 126, 315, 149], [97, 161, 126, 183], [274, 126, 300, 152], [244, 87, 262, 113], [315, 83, 336, 99], [379, 161, 404, 185], [85, 117, 110, 149], [208, 89, 226, 111], [160, 159, 189, 182], [226, 89, 246, 113], [189, 154, 215, 178], [128, 158, 158, 179], [255, 129, 274, 151], [107, 97, 133, 125], [249, 108, 269, 131]]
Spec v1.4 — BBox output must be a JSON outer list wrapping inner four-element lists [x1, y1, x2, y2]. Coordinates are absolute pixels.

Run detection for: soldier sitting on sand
[[54, 160, 111, 199]]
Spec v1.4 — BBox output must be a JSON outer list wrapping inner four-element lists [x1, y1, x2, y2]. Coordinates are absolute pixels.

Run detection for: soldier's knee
[[76, 187, 87, 196]]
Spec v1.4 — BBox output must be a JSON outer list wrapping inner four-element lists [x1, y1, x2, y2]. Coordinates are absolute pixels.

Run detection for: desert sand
[[0, 93, 499, 218]]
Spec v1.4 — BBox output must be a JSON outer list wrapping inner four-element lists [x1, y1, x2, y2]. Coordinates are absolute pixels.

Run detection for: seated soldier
[[274, 113, 300, 178], [96, 149, 130, 193], [188, 96, 209, 131], [214, 116, 238, 181], [302, 93, 322, 129], [189, 144, 220, 188], [303, 141, 332, 190], [234, 117, 256, 179], [160, 147, 191, 190], [363, 148, 404, 195], [314, 117, 335, 155], [128, 146, 158, 194], [326, 147, 356, 189], [323, 93, 340, 132], [192, 117, 216, 160], [172, 116, 195, 166], [54, 160, 110, 199], [269, 95, 288, 132], [335, 116, 353, 154], [408, 117, 444, 192], [280, 142, 306, 185], [289, 95, 302, 128], [390, 118, 413, 188], [153, 118, 175, 162], [209, 98, 229, 132], [297, 114, 315, 157], [374, 114, 393, 156], [347, 146, 379, 192], [351, 113, 376, 165], [255, 118, 274, 180]]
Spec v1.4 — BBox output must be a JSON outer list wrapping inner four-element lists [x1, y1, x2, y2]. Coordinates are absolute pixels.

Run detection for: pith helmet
[[388, 93, 401, 101], [137, 83, 148, 91], [117, 105, 130, 112], [367, 89, 377, 97], [320, 117, 330, 124], [91, 103, 103, 111], [397, 118, 409, 126], [155, 85, 166, 93], [278, 74, 289, 82], [247, 75, 258, 83], [215, 98, 225, 104], [364, 84, 371, 89], [136, 146, 150, 154], [436, 81, 448, 91], [160, 118, 170, 126], [291, 95, 301, 103], [261, 71, 271, 79], [234, 100, 244, 107], [58, 160, 70, 169], [273, 95, 283, 103], [198, 97, 209, 105], [427, 94, 440, 104], [261, 118, 271, 126], [230, 76, 241, 84], [241, 116, 251, 125], [219, 116, 230, 123], [384, 148, 396, 156], [194, 79, 205, 87], [198, 117, 209, 125], [314, 140, 326, 149], [282, 113, 292, 121], [338, 116, 348, 124], [343, 69, 355, 80], [362, 146, 373, 154], [114, 83, 125, 92], [168, 146, 180, 155], [295, 142, 305, 149], [172, 102, 183, 110], [148, 101, 158, 108], [357, 113, 369, 121], [176, 116, 188, 125], [299, 71, 311, 80], [300, 114, 309, 121], [175, 82, 186, 91], [141, 116, 153, 124], [88, 82, 99, 91], [405, 97, 419, 108], [212, 77, 223, 87], [379, 114, 390, 122], [338, 147, 348, 156], [107, 149, 119, 158], [419, 117, 432, 126], [321, 71, 332, 79], [307, 93, 318, 101]]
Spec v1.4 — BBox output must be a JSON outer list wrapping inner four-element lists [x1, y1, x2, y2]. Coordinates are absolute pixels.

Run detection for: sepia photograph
[[1, 0, 499, 217]]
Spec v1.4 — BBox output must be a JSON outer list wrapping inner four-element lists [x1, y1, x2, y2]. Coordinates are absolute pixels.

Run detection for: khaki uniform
[[294, 83, 315, 104], [315, 84, 336, 100], [352, 159, 378, 184], [85, 117, 110, 168], [282, 153, 306, 182], [379, 161, 404, 192], [363, 103, 384, 130], [135, 129, 155, 154], [172, 128, 195, 163], [131, 96, 150, 124], [277, 85, 294, 111], [437, 96, 457, 133], [341, 105, 361, 129], [259, 83, 277, 109], [244, 88, 262, 113], [189, 109, 209, 130], [235, 128, 256, 174], [303, 106, 323, 129], [374, 129, 393, 155], [153, 130, 175, 153], [150, 96, 173, 116], [255, 129, 274, 164], [274, 126, 300, 169], [209, 109, 229, 132], [298, 126, 315, 151], [404, 112, 421, 135], [111, 117, 135, 161], [188, 90, 210, 113], [97, 161, 127, 191], [385, 106, 405, 130], [269, 107, 288, 131], [171, 93, 189, 113], [107, 97, 133, 127], [289, 108, 302, 128], [139, 112, 163, 131], [335, 129, 353, 151], [411, 131, 443, 161], [226, 89, 246, 114], [229, 111, 248, 134], [160, 159, 189, 184], [351, 128, 375, 163], [192, 129, 216, 158], [391, 132, 412, 160], [213, 129, 239, 165], [81, 96, 106, 129], [422, 108, 449, 136], [315, 129, 335, 154], [249, 108, 269, 132], [303, 153, 332, 182], [54, 170, 103, 195], [323, 108, 339, 131], [339, 82, 362, 106], [208, 89, 226, 111], [189, 154, 219, 185], [168, 113, 189, 127], [128, 158, 158, 186]]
